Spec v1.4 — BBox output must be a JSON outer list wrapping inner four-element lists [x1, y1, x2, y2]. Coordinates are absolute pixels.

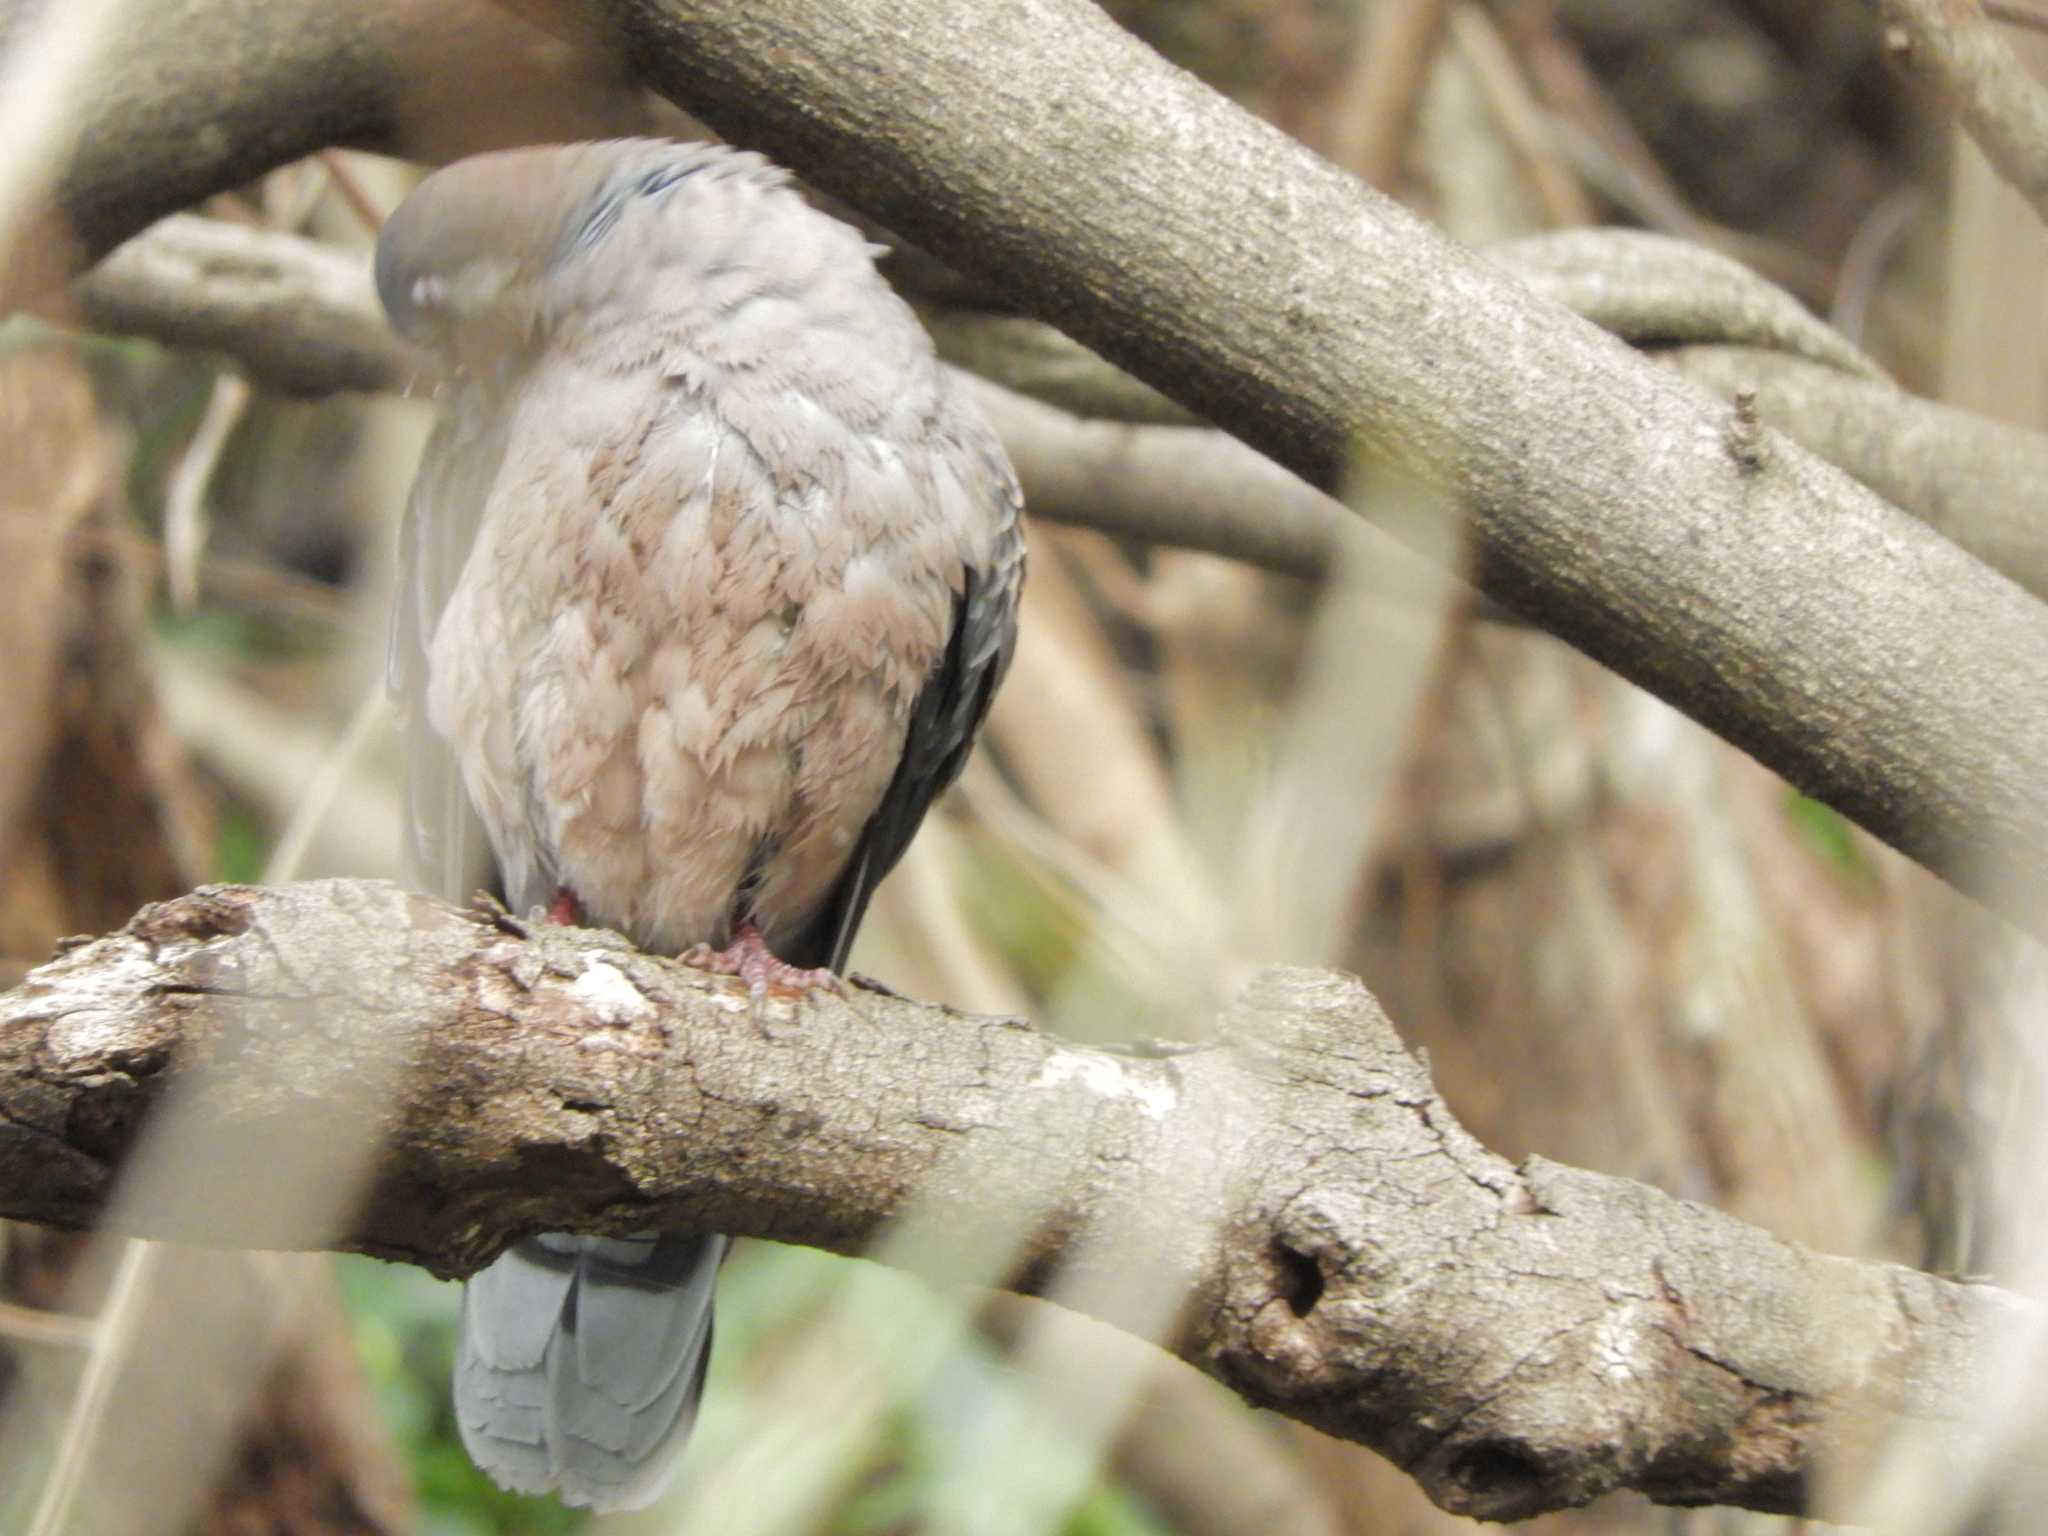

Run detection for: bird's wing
[[784, 438, 1026, 972], [388, 382, 502, 907]]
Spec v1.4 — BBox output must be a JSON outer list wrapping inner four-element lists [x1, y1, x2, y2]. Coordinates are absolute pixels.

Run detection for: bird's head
[[374, 139, 768, 364]]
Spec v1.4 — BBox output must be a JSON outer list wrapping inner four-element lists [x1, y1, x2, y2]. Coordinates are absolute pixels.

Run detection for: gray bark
[[570, 0, 2048, 935]]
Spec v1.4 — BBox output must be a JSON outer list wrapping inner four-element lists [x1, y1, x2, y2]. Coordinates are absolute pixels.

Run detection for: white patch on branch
[[1593, 1299, 1648, 1384], [568, 958, 653, 1025], [1033, 1047, 1178, 1119], [44, 1010, 133, 1067]]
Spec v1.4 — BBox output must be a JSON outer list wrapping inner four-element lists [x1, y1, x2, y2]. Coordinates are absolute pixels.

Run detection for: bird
[[375, 138, 1024, 1510]]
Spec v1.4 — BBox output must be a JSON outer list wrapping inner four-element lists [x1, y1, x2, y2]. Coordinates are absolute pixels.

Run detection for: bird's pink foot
[[684, 922, 840, 1008], [546, 887, 583, 926]]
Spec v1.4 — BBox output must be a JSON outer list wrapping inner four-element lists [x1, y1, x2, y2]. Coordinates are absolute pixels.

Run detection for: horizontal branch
[[73, 215, 2048, 638], [0, 881, 2023, 1524], [67, 215, 1382, 588], [1, 0, 677, 288], [75, 215, 427, 397]]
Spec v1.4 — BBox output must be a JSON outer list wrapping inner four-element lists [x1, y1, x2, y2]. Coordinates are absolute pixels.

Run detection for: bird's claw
[[471, 891, 530, 938], [683, 922, 844, 1021]]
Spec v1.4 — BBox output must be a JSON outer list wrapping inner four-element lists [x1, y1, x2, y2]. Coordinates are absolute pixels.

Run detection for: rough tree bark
[[0, 881, 2024, 1524]]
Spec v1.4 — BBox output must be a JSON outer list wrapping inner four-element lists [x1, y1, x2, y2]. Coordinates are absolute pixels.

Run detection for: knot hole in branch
[[1273, 1237, 1326, 1318], [1442, 1438, 1546, 1515]]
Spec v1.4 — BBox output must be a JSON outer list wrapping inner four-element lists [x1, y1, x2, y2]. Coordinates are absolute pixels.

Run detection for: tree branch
[[0, 880, 2025, 1524], [68, 214, 2048, 622], [0, 0, 680, 288], [1868, 0, 2048, 229], [1669, 344, 2048, 606], [71, 215, 426, 397], [68, 213, 1370, 585], [564, 0, 2048, 934]]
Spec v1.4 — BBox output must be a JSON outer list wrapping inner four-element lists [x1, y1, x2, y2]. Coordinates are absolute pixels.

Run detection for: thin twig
[[262, 686, 391, 884], [0, 508, 361, 632], [1497, 0, 1839, 305], [315, 150, 391, 235], [25, 1239, 159, 1536], [160, 371, 251, 614], [1830, 185, 1926, 346], [0, 1299, 99, 1350], [1447, 2, 1594, 227], [1328, 0, 1453, 185]]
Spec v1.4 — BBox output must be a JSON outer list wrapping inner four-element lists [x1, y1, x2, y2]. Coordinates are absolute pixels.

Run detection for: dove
[[376, 138, 1023, 1508]]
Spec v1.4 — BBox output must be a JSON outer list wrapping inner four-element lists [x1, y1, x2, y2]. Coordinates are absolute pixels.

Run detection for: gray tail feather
[[456, 1231, 728, 1510]]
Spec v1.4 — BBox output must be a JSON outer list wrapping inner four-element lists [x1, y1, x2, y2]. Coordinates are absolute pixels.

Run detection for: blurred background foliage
[[332, 1245, 1176, 1536]]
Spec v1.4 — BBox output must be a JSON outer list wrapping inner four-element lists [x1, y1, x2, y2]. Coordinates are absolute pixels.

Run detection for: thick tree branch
[[561, 0, 2048, 934], [0, 0, 677, 287], [0, 881, 2026, 1524]]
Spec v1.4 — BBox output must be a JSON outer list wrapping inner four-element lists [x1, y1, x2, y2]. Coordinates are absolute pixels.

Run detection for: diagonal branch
[[556, 0, 2048, 936], [0, 880, 2027, 1524], [1868, 0, 2048, 228], [51, 8, 2048, 934], [55, 0, 2046, 935]]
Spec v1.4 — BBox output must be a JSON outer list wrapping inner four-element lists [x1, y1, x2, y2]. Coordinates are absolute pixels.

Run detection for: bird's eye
[[412, 275, 446, 311]]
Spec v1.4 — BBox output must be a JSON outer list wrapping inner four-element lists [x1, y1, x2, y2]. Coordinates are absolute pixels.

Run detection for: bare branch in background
[[967, 381, 1339, 584], [1495, 228, 1885, 379], [1989, 0, 2048, 35], [45, 213, 2012, 606], [1869, 0, 2048, 228], [1327, 0, 1452, 187], [0, 880, 2025, 1525], [1445, 4, 1595, 228], [69, 215, 423, 396], [159, 372, 251, 613], [926, 313, 1197, 426], [66, 216, 1365, 586], [0, 0, 690, 294]]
